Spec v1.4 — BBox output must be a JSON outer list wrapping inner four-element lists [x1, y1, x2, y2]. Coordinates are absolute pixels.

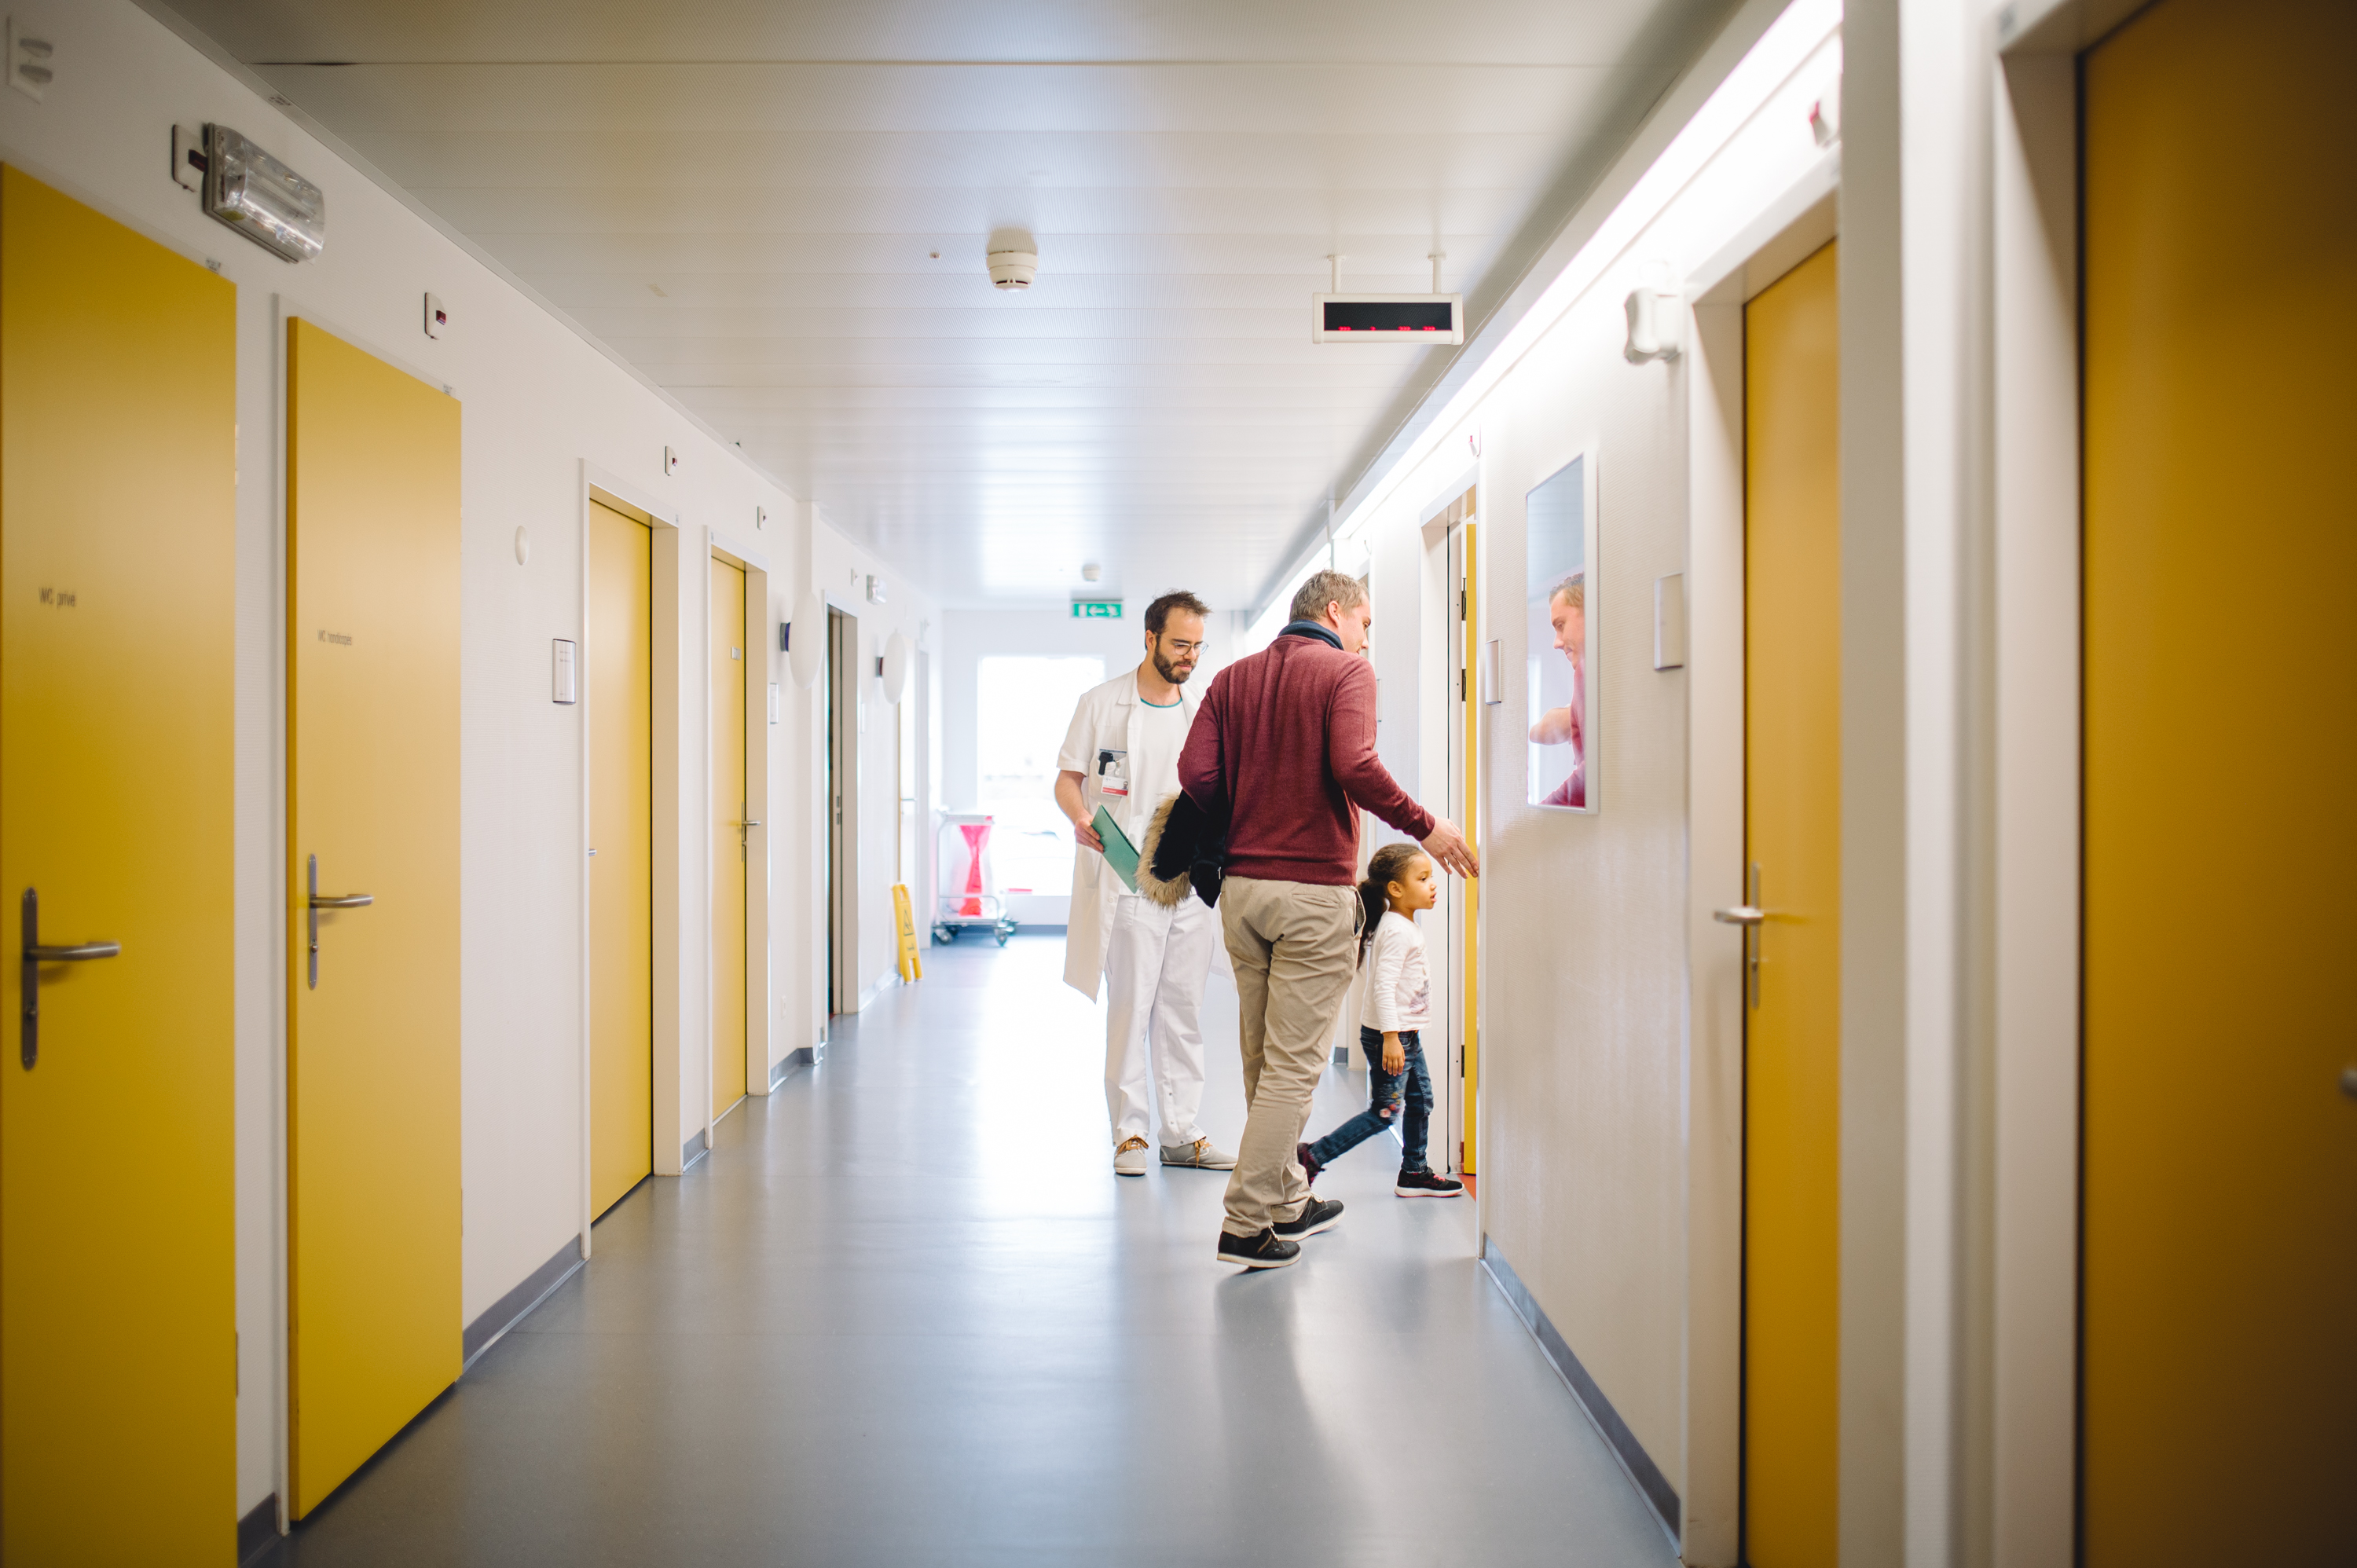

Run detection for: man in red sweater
[[1179, 569, 1478, 1268]]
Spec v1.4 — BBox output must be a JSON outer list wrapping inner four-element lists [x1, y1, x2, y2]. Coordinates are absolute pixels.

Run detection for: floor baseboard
[[1481, 1241, 1681, 1548], [462, 1237, 585, 1368], [237, 1493, 279, 1563]]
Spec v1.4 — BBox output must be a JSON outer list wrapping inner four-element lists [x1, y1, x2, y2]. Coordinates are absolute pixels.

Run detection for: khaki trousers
[[1217, 875, 1359, 1236]]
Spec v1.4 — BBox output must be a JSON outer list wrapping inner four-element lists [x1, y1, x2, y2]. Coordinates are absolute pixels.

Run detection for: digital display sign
[[1310, 293, 1464, 344]]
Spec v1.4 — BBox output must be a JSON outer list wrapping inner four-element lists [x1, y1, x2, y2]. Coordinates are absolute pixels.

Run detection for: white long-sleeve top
[[1360, 910, 1431, 1033]]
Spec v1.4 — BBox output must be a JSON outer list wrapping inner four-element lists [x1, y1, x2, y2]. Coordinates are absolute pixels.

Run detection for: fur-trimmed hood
[[1135, 794, 1192, 907]]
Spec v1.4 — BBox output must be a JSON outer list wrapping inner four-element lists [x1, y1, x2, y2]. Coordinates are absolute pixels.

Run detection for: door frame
[[704, 532, 773, 1124], [1985, 7, 2117, 1561], [577, 467, 689, 1199], [1416, 482, 1472, 1180], [1680, 159, 1839, 1563], [824, 606, 860, 1017]]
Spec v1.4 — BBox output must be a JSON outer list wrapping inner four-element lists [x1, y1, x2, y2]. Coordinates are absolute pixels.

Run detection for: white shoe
[[1160, 1137, 1237, 1171], [1113, 1136, 1152, 1177]]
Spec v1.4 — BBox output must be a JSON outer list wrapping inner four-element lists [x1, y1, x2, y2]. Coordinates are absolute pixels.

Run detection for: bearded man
[[1054, 590, 1237, 1177]]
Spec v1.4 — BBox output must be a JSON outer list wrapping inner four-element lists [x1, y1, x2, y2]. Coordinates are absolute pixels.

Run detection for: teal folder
[[1092, 806, 1141, 893]]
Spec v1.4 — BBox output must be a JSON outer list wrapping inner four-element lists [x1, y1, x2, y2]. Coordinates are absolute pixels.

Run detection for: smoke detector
[[1081, 562, 1102, 582], [988, 230, 1038, 291]]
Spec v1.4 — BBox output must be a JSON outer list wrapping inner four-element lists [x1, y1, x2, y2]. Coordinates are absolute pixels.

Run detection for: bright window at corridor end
[[977, 655, 1105, 897]]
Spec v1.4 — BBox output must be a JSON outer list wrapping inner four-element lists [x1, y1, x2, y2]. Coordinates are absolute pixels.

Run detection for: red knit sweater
[[1178, 628, 1435, 885]]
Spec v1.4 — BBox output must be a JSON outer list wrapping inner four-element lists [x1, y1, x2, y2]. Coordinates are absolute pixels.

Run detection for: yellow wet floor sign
[[893, 883, 923, 982]]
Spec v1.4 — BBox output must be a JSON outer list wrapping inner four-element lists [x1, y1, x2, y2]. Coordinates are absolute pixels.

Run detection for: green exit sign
[[1071, 599, 1124, 619]]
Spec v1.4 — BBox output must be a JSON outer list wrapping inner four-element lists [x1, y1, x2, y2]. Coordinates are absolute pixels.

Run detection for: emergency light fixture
[[199, 125, 325, 263]]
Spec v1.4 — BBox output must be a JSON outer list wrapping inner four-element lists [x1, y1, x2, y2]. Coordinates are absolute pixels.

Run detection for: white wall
[[1299, 2, 1842, 1553], [1295, 0, 2078, 1557], [0, 0, 921, 1518]]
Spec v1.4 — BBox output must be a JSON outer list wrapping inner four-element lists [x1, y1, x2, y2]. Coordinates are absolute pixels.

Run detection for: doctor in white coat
[[1054, 591, 1235, 1177]]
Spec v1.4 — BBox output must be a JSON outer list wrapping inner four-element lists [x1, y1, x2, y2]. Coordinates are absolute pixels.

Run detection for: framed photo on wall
[[1526, 451, 1596, 811]]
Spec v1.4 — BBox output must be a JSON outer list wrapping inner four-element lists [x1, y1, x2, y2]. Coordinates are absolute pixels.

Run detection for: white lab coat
[[1057, 668, 1200, 998]]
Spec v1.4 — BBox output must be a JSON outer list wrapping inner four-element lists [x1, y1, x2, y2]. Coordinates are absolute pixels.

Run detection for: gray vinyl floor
[[261, 931, 1677, 1567]]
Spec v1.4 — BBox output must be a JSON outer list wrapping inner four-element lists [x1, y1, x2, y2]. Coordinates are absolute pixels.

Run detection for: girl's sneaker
[[1394, 1168, 1464, 1198]]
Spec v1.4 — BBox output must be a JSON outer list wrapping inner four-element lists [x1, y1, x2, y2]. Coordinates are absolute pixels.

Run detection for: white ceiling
[[172, 0, 1738, 610]]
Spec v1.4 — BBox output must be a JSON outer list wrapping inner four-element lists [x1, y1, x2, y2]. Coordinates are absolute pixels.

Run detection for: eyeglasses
[[1160, 639, 1206, 657]]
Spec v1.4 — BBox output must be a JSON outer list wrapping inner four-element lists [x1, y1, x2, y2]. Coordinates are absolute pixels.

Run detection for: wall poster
[[1526, 452, 1595, 811]]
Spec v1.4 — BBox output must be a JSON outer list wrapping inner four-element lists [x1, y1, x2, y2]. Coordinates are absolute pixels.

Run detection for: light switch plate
[[9, 16, 53, 102], [551, 639, 577, 703], [1654, 573, 1688, 670], [768, 683, 780, 725]]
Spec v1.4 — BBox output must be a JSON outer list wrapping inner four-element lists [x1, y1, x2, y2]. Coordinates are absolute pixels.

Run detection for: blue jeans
[[1307, 1027, 1432, 1172]]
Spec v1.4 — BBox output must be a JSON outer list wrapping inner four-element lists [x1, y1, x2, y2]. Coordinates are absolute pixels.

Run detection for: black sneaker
[[1216, 1228, 1301, 1269], [1274, 1196, 1344, 1240], [1296, 1141, 1324, 1187], [1394, 1168, 1465, 1199]]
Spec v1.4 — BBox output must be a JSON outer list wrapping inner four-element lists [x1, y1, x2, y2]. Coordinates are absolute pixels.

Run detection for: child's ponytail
[[1357, 841, 1424, 968]]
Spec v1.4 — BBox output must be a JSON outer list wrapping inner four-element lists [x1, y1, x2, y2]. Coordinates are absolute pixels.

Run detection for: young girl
[[1296, 842, 1465, 1197]]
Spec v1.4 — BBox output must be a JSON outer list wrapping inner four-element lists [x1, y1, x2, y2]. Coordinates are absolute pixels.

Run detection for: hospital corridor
[[1, 0, 2349, 1563]]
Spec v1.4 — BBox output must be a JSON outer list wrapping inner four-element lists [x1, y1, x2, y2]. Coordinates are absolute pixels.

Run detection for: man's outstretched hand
[[1422, 817, 1479, 878]]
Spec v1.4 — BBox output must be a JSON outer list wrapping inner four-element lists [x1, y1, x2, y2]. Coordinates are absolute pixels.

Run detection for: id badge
[[1097, 747, 1130, 798]]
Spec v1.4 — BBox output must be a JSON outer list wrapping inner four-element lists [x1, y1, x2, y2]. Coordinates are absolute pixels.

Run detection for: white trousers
[[1102, 892, 1215, 1149]]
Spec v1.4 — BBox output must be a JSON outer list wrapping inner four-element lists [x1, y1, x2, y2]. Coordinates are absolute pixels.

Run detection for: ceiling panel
[[171, 0, 1740, 607], [170, 0, 1715, 68]]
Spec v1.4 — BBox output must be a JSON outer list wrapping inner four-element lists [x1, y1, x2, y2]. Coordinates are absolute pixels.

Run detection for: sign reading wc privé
[[1071, 599, 1123, 619]]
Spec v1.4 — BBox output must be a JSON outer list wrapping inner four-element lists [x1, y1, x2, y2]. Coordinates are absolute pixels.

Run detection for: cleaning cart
[[933, 812, 1020, 946]]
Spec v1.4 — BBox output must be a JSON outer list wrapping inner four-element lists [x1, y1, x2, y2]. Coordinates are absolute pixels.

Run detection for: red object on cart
[[958, 822, 992, 916]]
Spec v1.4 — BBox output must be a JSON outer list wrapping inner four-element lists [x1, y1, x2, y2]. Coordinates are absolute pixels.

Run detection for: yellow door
[[2082, 3, 2356, 1560], [0, 164, 238, 1564], [1741, 238, 1840, 1566], [590, 502, 653, 1214], [709, 556, 747, 1115], [286, 319, 462, 1517]]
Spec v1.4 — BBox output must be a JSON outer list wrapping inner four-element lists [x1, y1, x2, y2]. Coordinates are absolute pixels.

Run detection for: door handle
[[1721, 866, 1765, 1009], [306, 855, 373, 990], [20, 887, 121, 1069]]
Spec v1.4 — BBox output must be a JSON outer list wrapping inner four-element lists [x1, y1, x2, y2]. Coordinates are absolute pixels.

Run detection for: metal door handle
[[20, 888, 119, 1069], [1731, 866, 1765, 1009], [737, 820, 761, 829], [306, 855, 373, 990]]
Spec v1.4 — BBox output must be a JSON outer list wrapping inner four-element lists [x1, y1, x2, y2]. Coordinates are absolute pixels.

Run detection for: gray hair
[[1288, 569, 1368, 625]]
